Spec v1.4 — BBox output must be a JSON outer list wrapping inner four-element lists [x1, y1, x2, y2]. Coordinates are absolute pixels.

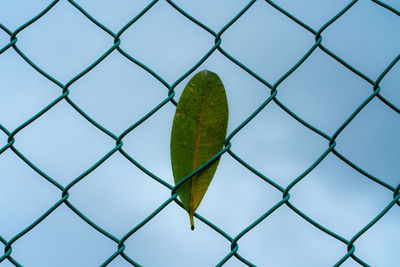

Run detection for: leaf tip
[[190, 214, 195, 231]]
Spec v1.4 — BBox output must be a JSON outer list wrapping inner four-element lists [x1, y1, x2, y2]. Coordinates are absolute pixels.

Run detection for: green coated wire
[[0, 0, 399, 266]]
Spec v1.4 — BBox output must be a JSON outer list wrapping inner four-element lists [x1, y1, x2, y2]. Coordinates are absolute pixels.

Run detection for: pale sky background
[[0, 0, 399, 266]]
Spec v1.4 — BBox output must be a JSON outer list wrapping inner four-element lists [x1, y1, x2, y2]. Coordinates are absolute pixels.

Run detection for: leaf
[[170, 70, 229, 230]]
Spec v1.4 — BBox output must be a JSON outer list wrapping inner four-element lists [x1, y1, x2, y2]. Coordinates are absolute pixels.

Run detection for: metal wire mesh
[[1, 0, 399, 266]]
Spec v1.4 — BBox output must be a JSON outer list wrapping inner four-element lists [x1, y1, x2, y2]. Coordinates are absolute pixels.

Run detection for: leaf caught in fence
[[171, 70, 229, 230]]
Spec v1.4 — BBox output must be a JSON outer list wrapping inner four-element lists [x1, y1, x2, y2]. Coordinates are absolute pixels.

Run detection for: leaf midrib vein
[[189, 87, 207, 216]]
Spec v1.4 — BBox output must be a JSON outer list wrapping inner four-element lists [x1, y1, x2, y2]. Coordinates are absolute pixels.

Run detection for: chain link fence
[[1, 0, 399, 266]]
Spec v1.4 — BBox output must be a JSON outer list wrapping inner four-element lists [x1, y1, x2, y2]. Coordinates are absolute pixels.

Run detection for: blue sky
[[0, 0, 399, 266]]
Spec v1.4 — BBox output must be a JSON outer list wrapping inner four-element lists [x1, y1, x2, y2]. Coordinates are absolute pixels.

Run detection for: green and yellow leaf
[[170, 70, 229, 230]]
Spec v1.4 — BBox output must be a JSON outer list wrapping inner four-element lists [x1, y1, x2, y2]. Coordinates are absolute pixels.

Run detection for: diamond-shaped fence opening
[[0, 1, 399, 266]]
